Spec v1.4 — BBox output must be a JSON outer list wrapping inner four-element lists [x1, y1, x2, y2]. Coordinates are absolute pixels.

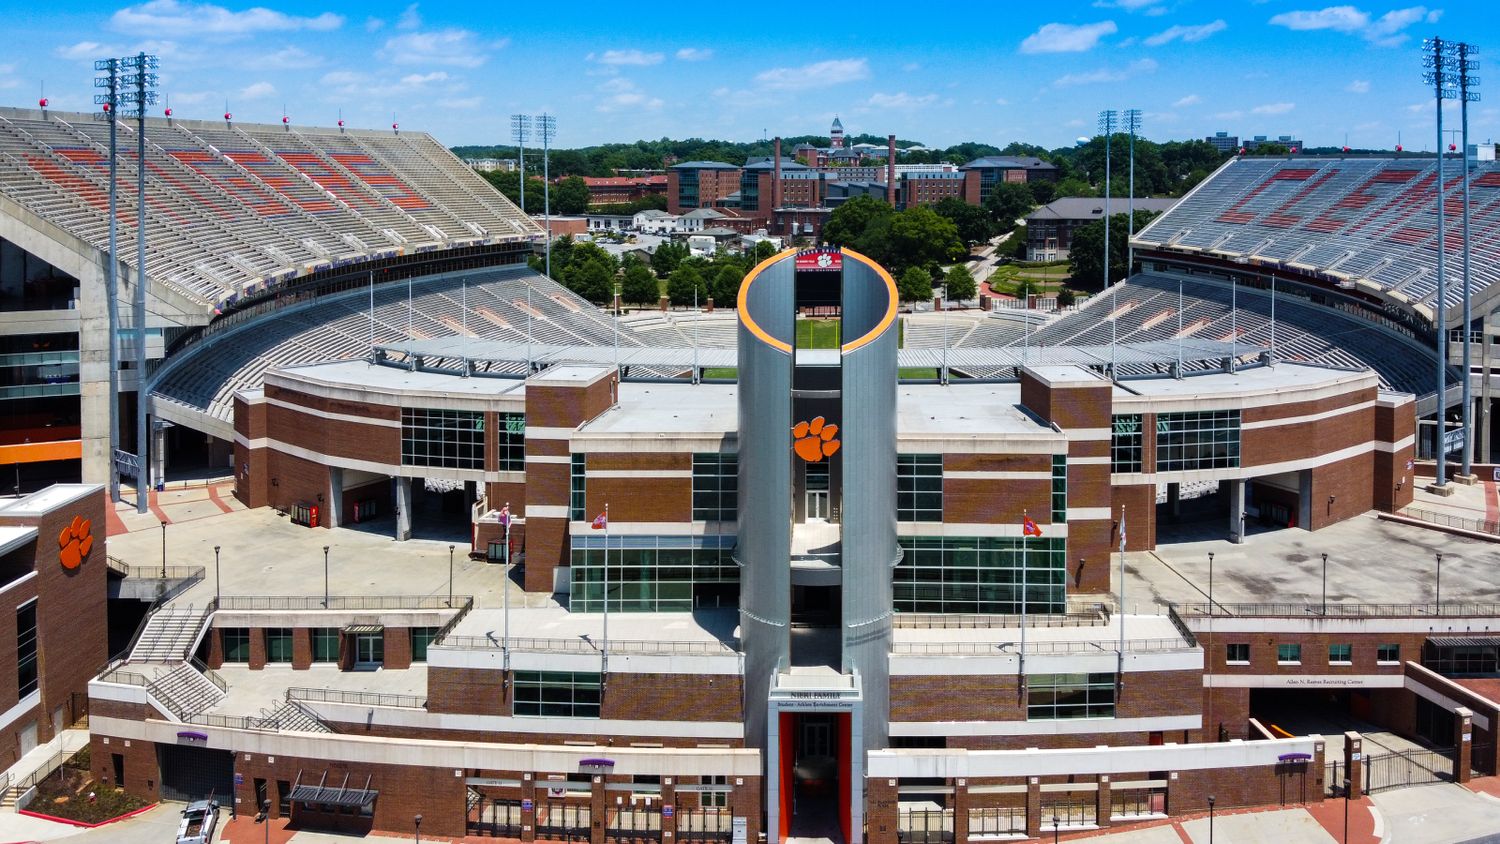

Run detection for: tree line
[[538, 237, 780, 309]]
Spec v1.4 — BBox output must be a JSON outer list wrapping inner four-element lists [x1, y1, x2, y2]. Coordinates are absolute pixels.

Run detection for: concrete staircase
[[259, 702, 331, 733], [147, 663, 226, 718], [130, 606, 212, 662]]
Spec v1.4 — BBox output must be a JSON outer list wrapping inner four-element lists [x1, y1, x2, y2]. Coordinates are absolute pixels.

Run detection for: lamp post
[[1422, 37, 1461, 491], [1208, 795, 1216, 844], [1343, 778, 1352, 843], [214, 545, 221, 603], [1207, 552, 1214, 616], [448, 544, 455, 608], [255, 800, 270, 844], [1321, 553, 1328, 616], [1435, 551, 1444, 615], [415, 813, 423, 844], [322, 545, 330, 608], [160, 521, 167, 578], [1051, 814, 1059, 844]]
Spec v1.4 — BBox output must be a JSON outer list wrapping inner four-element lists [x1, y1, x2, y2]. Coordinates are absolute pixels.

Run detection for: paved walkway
[[105, 480, 244, 538], [0, 728, 88, 796]]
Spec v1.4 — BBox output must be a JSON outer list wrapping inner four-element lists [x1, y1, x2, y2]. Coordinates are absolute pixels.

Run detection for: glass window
[[513, 671, 602, 718], [570, 453, 586, 521], [311, 628, 339, 663], [692, 453, 738, 522], [897, 454, 943, 523], [1111, 415, 1144, 473], [355, 633, 384, 666], [16, 600, 36, 697], [1226, 643, 1250, 663], [412, 627, 438, 662], [895, 536, 1065, 615], [702, 775, 729, 808], [1027, 673, 1116, 720], [496, 412, 526, 472], [1377, 644, 1401, 663], [1155, 410, 1241, 472], [570, 534, 737, 613], [265, 628, 293, 663], [401, 408, 485, 470], [1328, 644, 1352, 664], [1277, 643, 1302, 664], [222, 628, 251, 663], [1051, 454, 1067, 524]]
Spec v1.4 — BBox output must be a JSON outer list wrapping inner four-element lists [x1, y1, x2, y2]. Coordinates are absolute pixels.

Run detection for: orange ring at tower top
[[735, 247, 899, 355]]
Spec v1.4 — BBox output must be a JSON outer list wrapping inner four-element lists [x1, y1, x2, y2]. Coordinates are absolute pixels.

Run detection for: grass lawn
[[898, 367, 939, 380], [795, 319, 841, 349], [702, 367, 737, 379], [987, 264, 1072, 296]]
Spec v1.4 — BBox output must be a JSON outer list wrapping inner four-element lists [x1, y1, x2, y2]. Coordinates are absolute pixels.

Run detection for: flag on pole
[[1022, 515, 1043, 537], [592, 510, 608, 530], [1119, 509, 1127, 552], [499, 503, 511, 527]]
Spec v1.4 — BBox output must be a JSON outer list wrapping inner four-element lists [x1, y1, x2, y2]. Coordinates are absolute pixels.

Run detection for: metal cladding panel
[[739, 254, 796, 350], [736, 255, 795, 754], [840, 251, 895, 347], [840, 256, 898, 749]]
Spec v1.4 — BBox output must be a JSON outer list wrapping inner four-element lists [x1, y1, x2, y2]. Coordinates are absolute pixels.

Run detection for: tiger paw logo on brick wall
[[59, 515, 94, 570], [792, 416, 841, 462]]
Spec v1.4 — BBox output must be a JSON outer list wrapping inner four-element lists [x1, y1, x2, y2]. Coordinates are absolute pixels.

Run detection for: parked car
[[177, 799, 219, 844]]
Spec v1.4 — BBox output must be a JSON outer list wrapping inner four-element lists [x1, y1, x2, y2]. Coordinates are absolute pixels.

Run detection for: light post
[[160, 521, 167, 578], [1422, 37, 1460, 491], [1051, 814, 1059, 844], [1207, 552, 1214, 616], [1208, 795, 1216, 844], [1435, 551, 1444, 614], [448, 544, 455, 608], [322, 545, 330, 608], [255, 800, 270, 844], [415, 813, 423, 844], [1343, 778, 1352, 843], [214, 545, 221, 603], [1321, 552, 1328, 615]]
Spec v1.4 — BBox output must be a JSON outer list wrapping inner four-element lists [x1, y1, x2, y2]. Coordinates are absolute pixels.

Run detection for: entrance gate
[[158, 743, 234, 803], [1363, 748, 1454, 793]]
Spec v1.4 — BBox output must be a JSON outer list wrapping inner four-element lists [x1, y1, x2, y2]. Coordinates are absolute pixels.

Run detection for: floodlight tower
[[537, 114, 557, 280], [1099, 109, 1119, 372], [1123, 109, 1143, 276], [511, 114, 531, 217], [93, 58, 122, 502], [1456, 43, 1480, 478], [120, 52, 159, 513], [1422, 37, 1458, 490]]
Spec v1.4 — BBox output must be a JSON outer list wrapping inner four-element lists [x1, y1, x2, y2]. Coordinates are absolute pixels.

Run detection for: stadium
[[0, 105, 1498, 842]]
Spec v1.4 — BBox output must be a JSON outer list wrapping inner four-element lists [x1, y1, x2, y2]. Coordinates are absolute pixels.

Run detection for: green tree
[[1052, 177, 1095, 198], [711, 264, 745, 305], [898, 266, 934, 303], [859, 206, 965, 277], [650, 241, 689, 277], [1028, 180, 1056, 205], [984, 181, 1034, 231], [751, 239, 778, 264], [1007, 223, 1030, 259], [943, 264, 977, 302], [822, 195, 894, 247], [567, 258, 615, 304], [480, 170, 548, 214], [932, 197, 994, 247], [1056, 288, 1077, 308], [1067, 209, 1160, 289], [552, 176, 590, 215], [621, 262, 659, 308], [667, 265, 706, 307]]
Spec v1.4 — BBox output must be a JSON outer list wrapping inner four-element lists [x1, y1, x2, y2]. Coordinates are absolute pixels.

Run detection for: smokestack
[[773, 137, 782, 213], [887, 134, 897, 206]]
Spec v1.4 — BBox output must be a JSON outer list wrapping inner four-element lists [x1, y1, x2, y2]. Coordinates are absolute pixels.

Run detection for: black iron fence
[[1364, 747, 1454, 793], [1404, 507, 1500, 537], [677, 809, 733, 843], [897, 809, 954, 844]]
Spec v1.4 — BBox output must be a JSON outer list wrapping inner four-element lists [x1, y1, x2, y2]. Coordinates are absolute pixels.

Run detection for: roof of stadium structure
[[1027, 196, 1179, 221], [0, 106, 540, 310], [1132, 156, 1500, 318]]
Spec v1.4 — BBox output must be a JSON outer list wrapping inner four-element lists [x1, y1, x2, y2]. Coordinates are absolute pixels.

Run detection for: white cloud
[[1269, 5, 1438, 46], [379, 29, 502, 68], [1252, 102, 1296, 115], [238, 80, 276, 100], [675, 47, 712, 61], [364, 17, 384, 32], [1094, 0, 1163, 9], [866, 92, 938, 109], [260, 45, 322, 69], [754, 58, 869, 90], [995, 97, 1010, 106], [903, 62, 921, 72], [318, 69, 456, 99], [595, 77, 663, 112], [1144, 20, 1227, 46], [110, 0, 342, 38], [590, 49, 664, 66], [436, 95, 483, 110], [0, 64, 16, 90], [1020, 21, 1117, 54], [1347, 79, 1371, 93], [1054, 57, 1157, 87], [396, 4, 421, 30], [1174, 94, 1202, 107], [55, 41, 111, 60]]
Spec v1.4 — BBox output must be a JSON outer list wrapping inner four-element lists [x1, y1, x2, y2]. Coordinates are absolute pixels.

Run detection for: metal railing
[[894, 608, 1108, 629], [430, 596, 476, 646], [217, 595, 472, 611], [190, 656, 228, 693], [110, 562, 207, 581], [286, 687, 427, 710], [95, 665, 150, 687], [892, 636, 1193, 656], [432, 634, 738, 655], [1176, 601, 1500, 618], [897, 809, 954, 844], [1402, 506, 1500, 537], [1167, 606, 1199, 647]]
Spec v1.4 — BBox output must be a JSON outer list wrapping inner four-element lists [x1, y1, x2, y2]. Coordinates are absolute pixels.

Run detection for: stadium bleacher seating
[[1137, 156, 1500, 312], [0, 107, 541, 309]]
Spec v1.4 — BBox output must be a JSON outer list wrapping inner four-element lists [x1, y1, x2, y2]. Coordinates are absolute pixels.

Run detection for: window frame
[[311, 628, 340, 663], [265, 628, 294, 664], [897, 454, 943, 523], [1154, 410, 1241, 472], [1377, 643, 1401, 665], [1225, 643, 1250, 665], [400, 407, 486, 471], [222, 628, 252, 663], [411, 627, 438, 662], [1328, 643, 1353, 665], [1277, 643, 1302, 665], [15, 599, 37, 698], [691, 453, 738, 522], [512, 670, 602, 718], [1026, 672, 1117, 720]]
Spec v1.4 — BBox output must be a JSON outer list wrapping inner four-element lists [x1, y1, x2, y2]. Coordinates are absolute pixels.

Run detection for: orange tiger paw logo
[[793, 416, 841, 462], [58, 515, 93, 570]]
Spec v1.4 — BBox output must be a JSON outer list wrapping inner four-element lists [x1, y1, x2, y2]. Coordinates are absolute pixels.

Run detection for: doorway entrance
[[806, 463, 830, 520], [777, 711, 853, 844]]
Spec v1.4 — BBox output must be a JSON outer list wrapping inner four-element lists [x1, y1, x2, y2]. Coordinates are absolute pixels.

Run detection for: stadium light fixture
[[1421, 36, 1458, 490], [1099, 110, 1118, 375], [93, 57, 123, 504], [121, 53, 159, 515], [511, 114, 532, 215], [1123, 109, 1143, 276], [1456, 43, 1480, 479], [537, 114, 558, 280]]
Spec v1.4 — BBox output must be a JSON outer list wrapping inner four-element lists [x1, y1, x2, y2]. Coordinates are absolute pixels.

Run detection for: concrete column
[[589, 776, 607, 844], [520, 774, 537, 843], [1025, 777, 1041, 838], [1298, 469, 1314, 530], [395, 476, 412, 541], [151, 422, 167, 489], [951, 779, 970, 842], [326, 467, 344, 529], [660, 778, 677, 844], [1455, 707, 1474, 784], [1096, 776, 1112, 829], [1343, 732, 1364, 797], [1228, 478, 1246, 544]]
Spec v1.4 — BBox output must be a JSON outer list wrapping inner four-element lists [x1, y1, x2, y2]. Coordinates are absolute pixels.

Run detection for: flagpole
[[503, 502, 511, 679], [1019, 510, 1028, 690], [1118, 505, 1126, 688], [602, 503, 610, 677]]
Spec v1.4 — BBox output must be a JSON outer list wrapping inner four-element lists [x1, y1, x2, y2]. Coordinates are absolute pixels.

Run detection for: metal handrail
[[893, 610, 1108, 629], [216, 595, 472, 611], [432, 634, 738, 655], [1176, 601, 1500, 618], [190, 656, 228, 693], [95, 666, 150, 687], [891, 637, 1193, 656], [285, 686, 427, 709], [430, 596, 476, 646]]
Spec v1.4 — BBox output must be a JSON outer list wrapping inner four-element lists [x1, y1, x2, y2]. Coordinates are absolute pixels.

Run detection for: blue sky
[[3, 0, 1497, 151]]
